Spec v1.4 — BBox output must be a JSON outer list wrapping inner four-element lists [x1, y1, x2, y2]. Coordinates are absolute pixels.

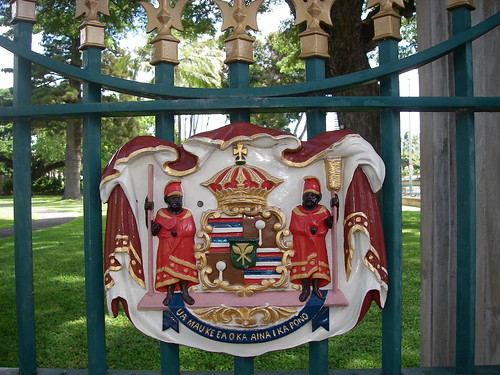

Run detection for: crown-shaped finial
[[201, 143, 283, 216]]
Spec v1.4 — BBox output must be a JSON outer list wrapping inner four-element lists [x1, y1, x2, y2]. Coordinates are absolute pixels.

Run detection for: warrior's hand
[[171, 229, 177, 237], [324, 216, 334, 229], [151, 222, 161, 236], [330, 193, 339, 221], [144, 197, 154, 211], [145, 197, 155, 228], [330, 194, 339, 209], [310, 226, 318, 235]]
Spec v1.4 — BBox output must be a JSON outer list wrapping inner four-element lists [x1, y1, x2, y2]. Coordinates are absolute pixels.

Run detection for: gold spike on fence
[[290, 0, 335, 59], [75, 0, 109, 49], [10, 0, 37, 23], [141, 0, 188, 65], [367, 0, 405, 41], [215, 0, 264, 64]]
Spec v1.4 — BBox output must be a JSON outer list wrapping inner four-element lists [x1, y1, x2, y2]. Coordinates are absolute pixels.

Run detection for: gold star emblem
[[367, 0, 405, 16], [215, 0, 264, 36], [141, 0, 187, 38], [290, 0, 335, 32], [75, 0, 109, 22]]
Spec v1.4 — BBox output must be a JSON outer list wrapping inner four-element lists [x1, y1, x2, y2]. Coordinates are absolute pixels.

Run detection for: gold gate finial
[[290, 0, 335, 59], [216, 0, 263, 36], [367, 0, 405, 41], [76, 0, 109, 23], [446, 0, 475, 11], [141, 0, 187, 65], [10, 0, 37, 23], [75, 0, 109, 49], [215, 0, 264, 64]]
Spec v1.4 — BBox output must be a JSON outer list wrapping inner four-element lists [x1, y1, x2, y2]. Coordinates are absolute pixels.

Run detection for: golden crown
[[201, 142, 283, 215]]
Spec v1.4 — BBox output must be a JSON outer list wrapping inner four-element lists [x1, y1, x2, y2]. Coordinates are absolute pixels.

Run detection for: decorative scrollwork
[[196, 206, 293, 296], [191, 304, 298, 327]]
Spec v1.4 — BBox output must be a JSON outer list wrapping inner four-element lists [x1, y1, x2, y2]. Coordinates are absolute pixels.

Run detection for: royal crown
[[201, 142, 283, 215]]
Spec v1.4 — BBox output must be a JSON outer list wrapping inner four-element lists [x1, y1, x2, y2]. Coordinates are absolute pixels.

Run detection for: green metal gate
[[1, 0, 499, 374]]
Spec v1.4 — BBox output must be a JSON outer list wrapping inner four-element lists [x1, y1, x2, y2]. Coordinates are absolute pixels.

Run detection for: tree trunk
[[325, 0, 381, 154], [62, 119, 82, 200], [62, 38, 83, 200]]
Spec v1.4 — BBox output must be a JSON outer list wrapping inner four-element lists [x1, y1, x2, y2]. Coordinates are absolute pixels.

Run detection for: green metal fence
[[1, 1, 499, 375]]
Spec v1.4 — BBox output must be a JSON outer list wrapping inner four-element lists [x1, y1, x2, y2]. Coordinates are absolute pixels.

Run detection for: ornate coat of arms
[[100, 122, 387, 356]]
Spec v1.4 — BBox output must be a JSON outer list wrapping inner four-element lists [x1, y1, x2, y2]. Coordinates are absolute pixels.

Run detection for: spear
[[324, 157, 342, 292], [147, 164, 155, 296]]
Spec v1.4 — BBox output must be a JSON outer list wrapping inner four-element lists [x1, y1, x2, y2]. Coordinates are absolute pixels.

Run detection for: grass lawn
[[0, 197, 420, 371]]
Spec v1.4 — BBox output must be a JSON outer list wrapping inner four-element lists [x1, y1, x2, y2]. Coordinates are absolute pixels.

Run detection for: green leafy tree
[[0, 88, 13, 193], [401, 131, 420, 177], [274, 0, 416, 151], [175, 38, 226, 141], [0, 0, 151, 199], [249, 20, 305, 132]]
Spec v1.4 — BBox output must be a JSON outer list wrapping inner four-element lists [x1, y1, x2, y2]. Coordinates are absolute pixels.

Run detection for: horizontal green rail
[[1, 96, 499, 120], [0, 12, 498, 101]]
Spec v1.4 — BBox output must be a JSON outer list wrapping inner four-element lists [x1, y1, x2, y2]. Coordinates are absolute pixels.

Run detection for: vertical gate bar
[[12, 17, 37, 375], [449, 5, 476, 374], [160, 340, 180, 375], [378, 38, 402, 375], [228, 61, 254, 374], [229, 62, 251, 123], [155, 63, 176, 143], [305, 57, 327, 138], [234, 356, 254, 375], [155, 61, 180, 375], [309, 341, 329, 375], [82, 46, 107, 375], [305, 56, 328, 375]]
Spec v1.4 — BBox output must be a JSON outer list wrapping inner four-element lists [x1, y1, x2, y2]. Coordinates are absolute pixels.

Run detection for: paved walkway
[[0, 209, 80, 239]]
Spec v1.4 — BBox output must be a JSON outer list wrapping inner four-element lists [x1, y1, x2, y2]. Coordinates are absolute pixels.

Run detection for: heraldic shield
[[227, 237, 258, 269], [100, 122, 388, 357]]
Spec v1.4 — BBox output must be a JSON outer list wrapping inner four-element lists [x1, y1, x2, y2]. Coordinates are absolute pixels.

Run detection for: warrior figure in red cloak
[[145, 180, 197, 306], [290, 177, 335, 302]]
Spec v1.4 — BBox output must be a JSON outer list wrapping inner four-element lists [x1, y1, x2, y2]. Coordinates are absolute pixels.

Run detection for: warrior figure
[[145, 180, 197, 306], [290, 177, 334, 302]]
